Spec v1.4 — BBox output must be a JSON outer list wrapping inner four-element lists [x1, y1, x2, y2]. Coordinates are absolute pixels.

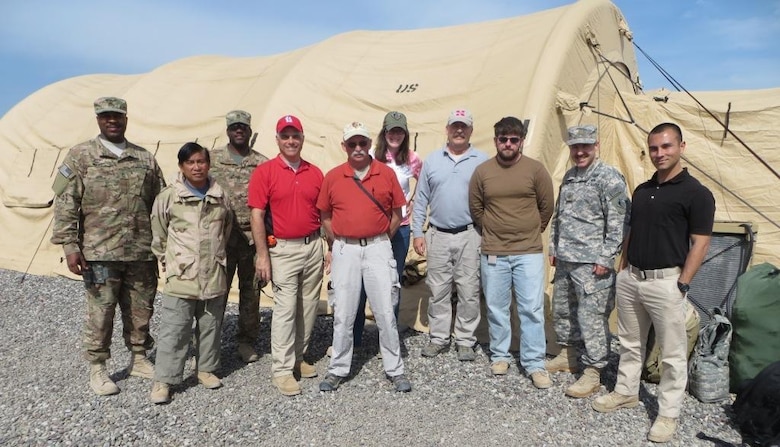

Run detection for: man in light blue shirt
[[412, 109, 489, 361]]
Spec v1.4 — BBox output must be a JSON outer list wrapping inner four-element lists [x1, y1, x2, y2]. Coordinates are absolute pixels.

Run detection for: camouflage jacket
[[50, 137, 166, 261], [151, 173, 232, 300], [549, 160, 629, 267], [208, 145, 268, 245]]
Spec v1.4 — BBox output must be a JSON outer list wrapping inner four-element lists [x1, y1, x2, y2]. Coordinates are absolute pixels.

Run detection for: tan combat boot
[[272, 374, 301, 396], [89, 361, 120, 396], [565, 367, 602, 398], [545, 345, 580, 373], [128, 352, 155, 379], [197, 371, 223, 389], [294, 361, 318, 379], [149, 381, 170, 404]]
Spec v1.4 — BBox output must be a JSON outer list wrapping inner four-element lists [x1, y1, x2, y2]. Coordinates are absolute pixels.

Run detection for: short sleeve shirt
[[627, 168, 715, 269], [317, 160, 405, 238]]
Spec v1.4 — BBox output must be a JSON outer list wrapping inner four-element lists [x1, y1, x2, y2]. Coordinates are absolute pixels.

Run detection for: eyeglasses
[[346, 140, 370, 149], [497, 136, 521, 144], [278, 133, 302, 140]]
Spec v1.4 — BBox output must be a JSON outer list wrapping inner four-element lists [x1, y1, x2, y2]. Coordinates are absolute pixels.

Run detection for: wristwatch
[[677, 281, 690, 293]]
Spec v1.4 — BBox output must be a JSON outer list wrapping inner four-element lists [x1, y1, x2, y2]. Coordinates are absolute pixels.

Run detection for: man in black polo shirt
[[592, 123, 715, 443]]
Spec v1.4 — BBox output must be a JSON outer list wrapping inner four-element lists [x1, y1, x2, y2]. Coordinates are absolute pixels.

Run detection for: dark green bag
[[729, 263, 780, 392]]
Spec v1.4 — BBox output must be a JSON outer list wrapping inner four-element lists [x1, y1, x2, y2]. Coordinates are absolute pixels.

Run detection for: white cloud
[[709, 16, 780, 51]]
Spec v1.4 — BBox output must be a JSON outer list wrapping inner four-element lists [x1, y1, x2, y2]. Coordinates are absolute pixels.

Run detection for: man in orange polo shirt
[[248, 115, 325, 396], [317, 121, 411, 393]]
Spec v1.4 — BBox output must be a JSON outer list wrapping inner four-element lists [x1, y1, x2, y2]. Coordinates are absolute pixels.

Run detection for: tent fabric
[[1, 0, 778, 324]]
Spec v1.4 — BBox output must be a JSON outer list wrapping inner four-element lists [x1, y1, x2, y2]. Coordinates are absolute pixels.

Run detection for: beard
[[497, 148, 520, 162]]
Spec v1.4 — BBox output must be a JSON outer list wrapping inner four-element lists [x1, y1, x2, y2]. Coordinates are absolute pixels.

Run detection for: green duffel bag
[[729, 262, 780, 392]]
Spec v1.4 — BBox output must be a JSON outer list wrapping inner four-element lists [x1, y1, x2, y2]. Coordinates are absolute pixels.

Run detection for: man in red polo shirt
[[317, 121, 411, 393], [247, 115, 325, 396]]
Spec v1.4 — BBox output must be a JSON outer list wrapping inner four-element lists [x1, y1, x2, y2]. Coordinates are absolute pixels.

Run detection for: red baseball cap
[[276, 115, 303, 133]]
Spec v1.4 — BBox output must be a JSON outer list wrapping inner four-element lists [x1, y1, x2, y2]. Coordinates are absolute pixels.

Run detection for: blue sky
[[1, 0, 778, 117]]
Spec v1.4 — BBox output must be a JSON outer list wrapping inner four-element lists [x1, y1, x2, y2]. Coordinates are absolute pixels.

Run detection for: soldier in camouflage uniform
[[209, 110, 269, 363], [547, 125, 629, 398], [50, 97, 166, 396]]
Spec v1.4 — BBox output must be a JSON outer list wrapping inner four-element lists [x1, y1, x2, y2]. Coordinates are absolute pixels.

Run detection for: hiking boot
[[491, 361, 510, 376], [565, 367, 601, 398], [545, 345, 579, 373], [319, 373, 345, 392], [389, 374, 412, 392], [531, 370, 553, 389], [197, 371, 222, 389], [647, 416, 677, 443], [238, 343, 259, 363], [89, 362, 120, 396], [149, 381, 170, 404], [128, 352, 155, 379], [457, 345, 477, 362], [272, 374, 301, 396], [420, 342, 448, 358], [592, 391, 640, 413], [295, 361, 318, 379]]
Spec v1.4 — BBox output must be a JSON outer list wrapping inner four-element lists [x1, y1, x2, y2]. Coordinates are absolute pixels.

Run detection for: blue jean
[[354, 225, 410, 345], [481, 253, 546, 373]]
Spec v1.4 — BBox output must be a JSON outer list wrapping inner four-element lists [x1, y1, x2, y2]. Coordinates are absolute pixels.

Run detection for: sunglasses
[[346, 140, 370, 149], [228, 123, 249, 131], [497, 136, 521, 144]]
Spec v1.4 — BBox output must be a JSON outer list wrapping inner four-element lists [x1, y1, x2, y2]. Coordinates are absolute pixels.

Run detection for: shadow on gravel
[[695, 432, 740, 446]]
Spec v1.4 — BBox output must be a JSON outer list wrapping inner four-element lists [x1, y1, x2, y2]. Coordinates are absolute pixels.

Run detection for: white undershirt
[[285, 159, 301, 172], [354, 165, 370, 180], [99, 136, 127, 157]]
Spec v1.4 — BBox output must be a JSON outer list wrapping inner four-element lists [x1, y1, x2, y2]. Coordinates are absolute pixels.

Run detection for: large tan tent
[[1, 0, 778, 321]]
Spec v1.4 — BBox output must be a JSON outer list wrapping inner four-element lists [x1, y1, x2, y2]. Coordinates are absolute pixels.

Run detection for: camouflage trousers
[[551, 261, 616, 369], [83, 261, 157, 362], [225, 236, 260, 345]]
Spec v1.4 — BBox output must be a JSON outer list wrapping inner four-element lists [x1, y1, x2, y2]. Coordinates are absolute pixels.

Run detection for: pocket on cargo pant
[[389, 259, 400, 307]]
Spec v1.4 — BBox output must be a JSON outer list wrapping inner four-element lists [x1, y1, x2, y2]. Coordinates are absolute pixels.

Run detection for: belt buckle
[[359, 238, 368, 247], [304, 235, 311, 244]]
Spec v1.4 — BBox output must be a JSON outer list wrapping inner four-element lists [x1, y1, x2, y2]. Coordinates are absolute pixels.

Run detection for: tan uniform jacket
[[151, 174, 233, 300]]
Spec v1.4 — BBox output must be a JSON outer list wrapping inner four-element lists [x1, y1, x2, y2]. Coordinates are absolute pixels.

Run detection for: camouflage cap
[[226, 110, 251, 127], [94, 97, 127, 115], [383, 111, 408, 132], [567, 125, 597, 146]]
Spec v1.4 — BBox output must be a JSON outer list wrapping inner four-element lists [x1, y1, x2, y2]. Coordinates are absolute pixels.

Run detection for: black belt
[[629, 265, 681, 280], [337, 234, 388, 246], [276, 230, 321, 245], [432, 224, 473, 234]]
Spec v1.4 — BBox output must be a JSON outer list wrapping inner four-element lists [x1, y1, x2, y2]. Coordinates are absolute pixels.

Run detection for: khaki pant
[[154, 294, 226, 385], [614, 267, 688, 418], [424, 227, 481, 347], [269, 237, 324, 377]]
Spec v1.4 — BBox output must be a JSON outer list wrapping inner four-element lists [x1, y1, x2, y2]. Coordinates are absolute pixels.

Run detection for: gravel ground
[[0, 268, 744, 446]]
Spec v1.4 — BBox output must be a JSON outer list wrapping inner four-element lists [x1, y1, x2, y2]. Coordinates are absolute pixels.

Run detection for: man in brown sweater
[[468, 116, 554, 388]]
